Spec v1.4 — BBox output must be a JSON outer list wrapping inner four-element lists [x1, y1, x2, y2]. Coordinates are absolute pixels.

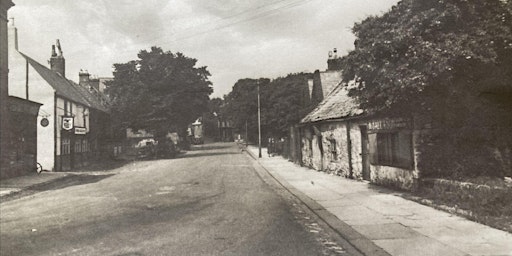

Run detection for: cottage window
[[369, 131, 413, 169], [328, 139, 337, 161], [62, 139, 71, 155]]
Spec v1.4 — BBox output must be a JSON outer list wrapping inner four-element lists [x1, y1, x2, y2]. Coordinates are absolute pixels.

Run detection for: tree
[[221, 78, 269, 144], [202, 97, 224, 139], [106, 47, 213, 141], [342, 0, 512, 178], [264, 73, 313, 138], [221, 73, 312, 143]]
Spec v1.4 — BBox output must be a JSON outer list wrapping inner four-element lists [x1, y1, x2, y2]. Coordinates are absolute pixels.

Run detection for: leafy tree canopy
[[342, 0, 512, 178], [343, 0, 512, 115], [221, 73, 312, 142], [106, 46, 213, 138]]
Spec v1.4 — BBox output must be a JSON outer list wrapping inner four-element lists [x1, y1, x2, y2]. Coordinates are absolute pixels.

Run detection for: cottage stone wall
[[349, 121, 365, 179], [301, 118, 421, 190], [320, 123, 350, 177], [301, 128, 313, 168], [311, 135, 322, 170], [370, 166, 417, 190]]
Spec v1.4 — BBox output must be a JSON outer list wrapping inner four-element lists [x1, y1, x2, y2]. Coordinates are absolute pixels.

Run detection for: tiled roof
[[20, 52, 108, 112], [301, 81, 363, 123]]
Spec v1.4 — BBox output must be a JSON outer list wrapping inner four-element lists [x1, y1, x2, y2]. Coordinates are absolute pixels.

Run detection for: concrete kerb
[[244, 148, 390, 256]]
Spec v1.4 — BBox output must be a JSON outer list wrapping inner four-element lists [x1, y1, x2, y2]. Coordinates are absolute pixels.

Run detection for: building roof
[[301, 81, 363, 124], [20, 52, 108, 112]]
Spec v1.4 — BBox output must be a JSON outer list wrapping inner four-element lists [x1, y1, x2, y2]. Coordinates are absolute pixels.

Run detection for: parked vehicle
[[136, 140, 156, 159]]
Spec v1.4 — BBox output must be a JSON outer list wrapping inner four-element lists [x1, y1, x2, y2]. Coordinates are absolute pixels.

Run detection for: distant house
[[300, 80, 422, 190], [8, 22, 111, 171]]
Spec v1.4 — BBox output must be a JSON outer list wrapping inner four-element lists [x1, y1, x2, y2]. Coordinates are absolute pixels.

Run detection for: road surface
[[0, 143, 354, 256]]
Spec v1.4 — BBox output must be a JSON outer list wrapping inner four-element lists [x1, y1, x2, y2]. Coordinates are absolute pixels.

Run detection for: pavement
[[245, 145, 512, 256]]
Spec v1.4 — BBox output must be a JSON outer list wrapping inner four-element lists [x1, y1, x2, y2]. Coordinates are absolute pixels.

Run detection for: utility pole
[[257, 81, 262, 158], [245, 120, 248, 147]]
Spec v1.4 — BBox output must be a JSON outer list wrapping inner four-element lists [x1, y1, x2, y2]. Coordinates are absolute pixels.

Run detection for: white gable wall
[[27, 64, 55, 171], [8, 50, 56, 171]]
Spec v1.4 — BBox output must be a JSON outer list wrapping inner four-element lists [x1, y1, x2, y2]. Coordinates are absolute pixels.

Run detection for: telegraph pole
[[257, 81, 262, 158]]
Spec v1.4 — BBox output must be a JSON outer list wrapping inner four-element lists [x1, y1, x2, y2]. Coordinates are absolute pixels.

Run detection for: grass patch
[[414, 177, 512, 233]]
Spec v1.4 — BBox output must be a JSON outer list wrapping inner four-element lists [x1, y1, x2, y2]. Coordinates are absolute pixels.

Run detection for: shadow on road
[[31, 174, 115, 191], [1, 174, 115, 203]]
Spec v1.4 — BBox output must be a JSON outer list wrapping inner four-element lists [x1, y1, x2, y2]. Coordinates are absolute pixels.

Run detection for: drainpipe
[[346, 121, 353, 179], [25, 59, 29, 99]]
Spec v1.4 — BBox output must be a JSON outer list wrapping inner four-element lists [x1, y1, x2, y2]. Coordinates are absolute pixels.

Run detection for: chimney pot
[[50, 39, 65, 77], [51, 45, 57, 57], [56, 39, 63, 56]]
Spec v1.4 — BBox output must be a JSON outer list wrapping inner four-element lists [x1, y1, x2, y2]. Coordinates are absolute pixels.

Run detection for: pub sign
[[62, 116, 74, 131]]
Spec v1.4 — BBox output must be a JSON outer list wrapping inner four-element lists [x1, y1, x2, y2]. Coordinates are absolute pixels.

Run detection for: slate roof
[[20, 52, 108, 112], [301, 81, 363, 124]]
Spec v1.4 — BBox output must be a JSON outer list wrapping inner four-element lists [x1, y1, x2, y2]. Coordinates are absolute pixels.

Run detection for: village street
[[0, 143, 353, 256]]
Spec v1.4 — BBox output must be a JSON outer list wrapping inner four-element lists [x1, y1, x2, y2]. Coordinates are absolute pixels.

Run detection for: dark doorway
[[360, 125, 371, 181]]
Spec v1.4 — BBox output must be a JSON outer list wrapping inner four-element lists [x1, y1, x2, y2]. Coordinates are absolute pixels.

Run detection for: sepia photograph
[[1, 0, 511, 255]]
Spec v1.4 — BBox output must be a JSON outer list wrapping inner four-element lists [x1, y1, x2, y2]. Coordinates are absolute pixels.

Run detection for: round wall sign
[[40, 118, 49, 127]]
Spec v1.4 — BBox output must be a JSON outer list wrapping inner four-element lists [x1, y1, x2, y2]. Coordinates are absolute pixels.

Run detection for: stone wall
[[300, 117, 421, 190]]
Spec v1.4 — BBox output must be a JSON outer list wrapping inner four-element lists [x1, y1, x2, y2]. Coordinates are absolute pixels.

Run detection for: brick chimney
[[50, 39, 65, 77], [327, 48, 342, 71], [79, 69, 90, 87]]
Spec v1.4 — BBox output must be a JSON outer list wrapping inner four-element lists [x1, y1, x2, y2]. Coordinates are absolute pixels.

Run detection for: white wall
[[26, 64, 55, 171]]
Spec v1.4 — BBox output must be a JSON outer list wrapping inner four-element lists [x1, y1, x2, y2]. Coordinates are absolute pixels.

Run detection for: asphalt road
[[0, 143, 353, 256]]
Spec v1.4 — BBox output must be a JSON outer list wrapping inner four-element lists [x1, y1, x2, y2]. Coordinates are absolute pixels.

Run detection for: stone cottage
[[300, 80, 422, 190]]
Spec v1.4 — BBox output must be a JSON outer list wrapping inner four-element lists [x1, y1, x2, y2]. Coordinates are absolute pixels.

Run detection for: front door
[[360, 125, 371, 181]]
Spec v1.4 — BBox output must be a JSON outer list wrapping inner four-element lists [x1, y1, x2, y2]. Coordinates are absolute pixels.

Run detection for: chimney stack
[[79, 69, 90, 87], [50, 39, 65, 77], [327, 48, 342, 71]]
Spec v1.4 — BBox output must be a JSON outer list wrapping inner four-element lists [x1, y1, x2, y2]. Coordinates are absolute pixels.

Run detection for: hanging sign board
[[368, 118, 411, 132], [40, 118, 49, 127], [62, 117, 74, 131], [74, 127, 87, 135]]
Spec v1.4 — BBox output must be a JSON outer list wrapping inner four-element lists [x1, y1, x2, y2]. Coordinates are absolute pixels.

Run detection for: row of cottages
[[8, 21, 111, 172], [299, 79, 423, 190]]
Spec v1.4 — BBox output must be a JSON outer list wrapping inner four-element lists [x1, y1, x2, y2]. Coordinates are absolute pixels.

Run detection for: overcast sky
[[9, 0, 399, 97]]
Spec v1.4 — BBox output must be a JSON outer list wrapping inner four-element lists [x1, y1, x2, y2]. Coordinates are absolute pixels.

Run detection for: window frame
[[370, 130, 413, 169], [62, 138, 71, 155]]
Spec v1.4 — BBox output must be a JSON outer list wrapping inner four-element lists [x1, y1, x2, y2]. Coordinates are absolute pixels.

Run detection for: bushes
[[418, 128, 506, 179]]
